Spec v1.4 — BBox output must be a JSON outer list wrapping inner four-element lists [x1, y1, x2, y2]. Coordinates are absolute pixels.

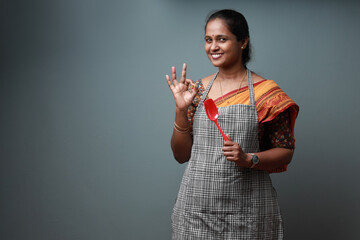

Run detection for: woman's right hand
[[166, 63, 199, 111]]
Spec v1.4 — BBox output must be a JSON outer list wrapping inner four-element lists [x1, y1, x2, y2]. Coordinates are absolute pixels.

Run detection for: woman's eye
[[205, 38, 212, 43], [219, 38, 226, 42]]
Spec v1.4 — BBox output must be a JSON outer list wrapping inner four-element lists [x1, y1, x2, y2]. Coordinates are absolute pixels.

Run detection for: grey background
[[1, 0, 360, 239]]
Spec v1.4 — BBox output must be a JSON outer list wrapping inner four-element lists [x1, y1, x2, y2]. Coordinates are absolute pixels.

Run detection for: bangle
[[174, 126, 189, 134], [174, 122, 189, 131], [174, 122, 189, 134]]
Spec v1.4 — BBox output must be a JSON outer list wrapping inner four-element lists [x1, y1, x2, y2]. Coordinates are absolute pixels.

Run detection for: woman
[[166, 9, 299, 239]]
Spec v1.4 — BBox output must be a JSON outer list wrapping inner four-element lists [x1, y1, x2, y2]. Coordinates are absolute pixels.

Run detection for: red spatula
[[204, 98, 229, 141]]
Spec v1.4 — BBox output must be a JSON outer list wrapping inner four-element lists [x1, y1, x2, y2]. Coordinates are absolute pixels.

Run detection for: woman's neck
[[217, 66, 247, 83]]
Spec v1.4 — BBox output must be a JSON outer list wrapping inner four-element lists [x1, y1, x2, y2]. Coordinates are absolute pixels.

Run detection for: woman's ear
[[241, 37, 249, 49]]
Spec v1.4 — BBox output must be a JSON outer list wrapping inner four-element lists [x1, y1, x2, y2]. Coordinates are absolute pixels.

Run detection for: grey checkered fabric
[[172, 70, 283, 239]]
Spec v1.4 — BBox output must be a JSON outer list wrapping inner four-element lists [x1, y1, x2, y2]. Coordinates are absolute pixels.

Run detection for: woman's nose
[[210, 41, 219, 51]]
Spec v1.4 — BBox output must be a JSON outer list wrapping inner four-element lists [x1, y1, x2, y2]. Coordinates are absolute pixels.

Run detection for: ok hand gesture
[[166, 63, 199, 111]]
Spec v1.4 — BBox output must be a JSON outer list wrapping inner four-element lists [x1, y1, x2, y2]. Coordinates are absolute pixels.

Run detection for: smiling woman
[[204, 18, 245, 69], [165, 9, 299, 240], [204, 10, 250, 69]]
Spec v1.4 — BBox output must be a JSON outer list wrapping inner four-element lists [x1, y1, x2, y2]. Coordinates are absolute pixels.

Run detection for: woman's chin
[[212, 62, 228, 68], [209, 60, 223, 67]]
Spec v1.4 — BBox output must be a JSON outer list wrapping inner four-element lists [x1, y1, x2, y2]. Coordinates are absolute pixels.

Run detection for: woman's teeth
[[212, 54, 222, 59]]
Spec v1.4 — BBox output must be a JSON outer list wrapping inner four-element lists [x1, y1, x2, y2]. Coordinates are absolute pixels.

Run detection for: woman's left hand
[[222, 134, 251, 167]]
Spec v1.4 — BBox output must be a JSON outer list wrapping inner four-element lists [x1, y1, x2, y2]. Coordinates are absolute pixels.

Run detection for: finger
[[184, 79, 193, 90], [189, 88, 199, 99], [180, 63, 187, 83], [226, 157, 237, 162], [185, 79, 193, 85], [223, 141, 235, 146], [166, 74, 175, 89], [225, 156, 235, 161], [193, 81, 199, 90], [172, 66, 177, 83], [222, 145, 234, 151], [223, 135, 235, 146], [223, 151, 234, 156], [194, 81, 200, 93]]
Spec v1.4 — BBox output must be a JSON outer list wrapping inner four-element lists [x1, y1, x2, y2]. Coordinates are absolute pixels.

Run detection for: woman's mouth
[[211, 53, 223, 59]]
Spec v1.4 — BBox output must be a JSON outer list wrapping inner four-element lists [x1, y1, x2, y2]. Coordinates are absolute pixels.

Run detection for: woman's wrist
[[175, 106, 189, 115], [174, 107, 190, 133], [244, 153, 253, 168], [175, 108, 189, 122]]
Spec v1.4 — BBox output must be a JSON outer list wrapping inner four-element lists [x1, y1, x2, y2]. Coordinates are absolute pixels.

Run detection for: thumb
[[190, 83, 199, 98], [225, 134, 232, 142]]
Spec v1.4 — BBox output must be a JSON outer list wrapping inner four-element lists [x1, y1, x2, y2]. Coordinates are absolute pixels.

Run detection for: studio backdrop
[[1, 0, 360, 239]]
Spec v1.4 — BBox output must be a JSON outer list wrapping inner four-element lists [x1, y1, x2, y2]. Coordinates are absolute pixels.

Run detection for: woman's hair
[[205, 9, 251, 67]]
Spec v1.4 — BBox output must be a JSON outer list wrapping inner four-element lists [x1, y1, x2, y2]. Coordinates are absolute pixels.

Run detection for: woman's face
[[205, 18, 243, 68]]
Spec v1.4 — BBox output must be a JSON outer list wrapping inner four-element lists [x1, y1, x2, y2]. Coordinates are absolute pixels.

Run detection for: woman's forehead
[[205, 19, 232, 36]]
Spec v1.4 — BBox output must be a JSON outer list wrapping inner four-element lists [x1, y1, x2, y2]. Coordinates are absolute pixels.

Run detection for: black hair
[[205, 9, 251, 67]]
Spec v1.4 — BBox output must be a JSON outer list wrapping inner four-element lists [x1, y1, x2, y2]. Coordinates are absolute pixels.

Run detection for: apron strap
[[247, 69, 256, 106], [200, 72, 218, 105]]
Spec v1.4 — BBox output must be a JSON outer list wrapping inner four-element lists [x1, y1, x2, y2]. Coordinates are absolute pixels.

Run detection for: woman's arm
[[170, 108, 193, 163], [223, 136, 293, 171], [166, 63, 199, 163], [223, 109, 296, 171], [244, 148, 293, 170]]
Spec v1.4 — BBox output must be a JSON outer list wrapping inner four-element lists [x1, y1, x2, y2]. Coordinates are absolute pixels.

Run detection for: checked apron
[[172, 70, 283, 239]]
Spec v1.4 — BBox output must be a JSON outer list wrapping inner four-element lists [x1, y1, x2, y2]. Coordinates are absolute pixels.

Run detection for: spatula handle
[[214, 120, 229, 141]]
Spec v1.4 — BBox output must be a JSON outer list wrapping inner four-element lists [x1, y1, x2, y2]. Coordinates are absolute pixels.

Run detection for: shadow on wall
[[273, 142, 358, 240]]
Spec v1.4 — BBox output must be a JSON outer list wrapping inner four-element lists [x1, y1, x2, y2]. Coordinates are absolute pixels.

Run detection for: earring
[[241, 46, 244, 49]]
